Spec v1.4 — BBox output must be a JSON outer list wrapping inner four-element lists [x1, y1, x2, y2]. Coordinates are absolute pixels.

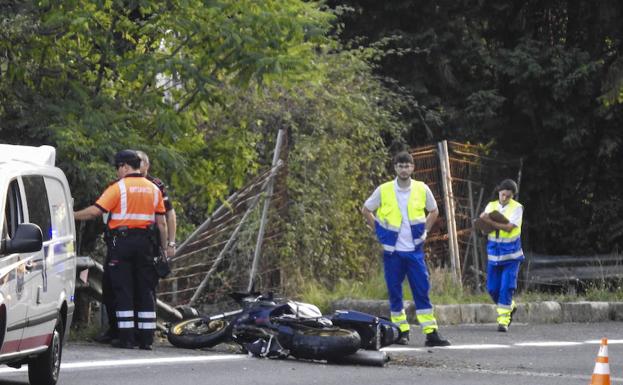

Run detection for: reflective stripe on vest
[[107, 178, 160, 229], [485, 199, 523, 262], [375, 180, 426, 251]]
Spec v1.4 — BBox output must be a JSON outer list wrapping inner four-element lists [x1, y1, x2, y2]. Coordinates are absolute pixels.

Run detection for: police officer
[[479, 179, 524, 332], [136, 150, 177, 255], [95, 150, 177, 344], [75, 150, 167, 349], [361, 151, 450, 347]]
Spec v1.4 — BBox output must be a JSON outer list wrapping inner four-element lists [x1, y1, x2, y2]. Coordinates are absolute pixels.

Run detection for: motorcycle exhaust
[[329, 350, 390, 367]]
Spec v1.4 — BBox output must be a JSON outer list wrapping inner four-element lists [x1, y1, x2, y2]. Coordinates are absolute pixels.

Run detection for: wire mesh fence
[[157, 138, 521, 310], [411, 141, 522, 290], [157, 148, 288, 309]]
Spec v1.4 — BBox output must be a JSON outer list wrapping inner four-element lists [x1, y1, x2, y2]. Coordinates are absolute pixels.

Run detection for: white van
[[0, 144, 76, 385]]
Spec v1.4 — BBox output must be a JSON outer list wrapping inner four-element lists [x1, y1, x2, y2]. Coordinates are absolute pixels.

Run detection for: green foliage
[[298, 273, 388, 313], [275, 49, 408, 289], [329, 0, 623, 254], [6, 0, 623, 298], [0, 0, 336, 246], [181, 44, 409, 291]]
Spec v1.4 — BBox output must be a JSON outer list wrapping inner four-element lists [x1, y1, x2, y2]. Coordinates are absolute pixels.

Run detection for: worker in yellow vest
[[479, 179, 523, 332], [362, 151, 450, 346]]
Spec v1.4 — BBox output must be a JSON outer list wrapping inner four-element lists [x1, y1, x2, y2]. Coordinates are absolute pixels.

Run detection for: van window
[[22, 175, 52, 241], [44, 177, 71, 239], [3, 179, 24, 239]]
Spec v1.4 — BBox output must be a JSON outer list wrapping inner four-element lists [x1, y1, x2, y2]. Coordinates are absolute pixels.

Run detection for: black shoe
[[93, 330, 117, 344], [508, 305, 517, 327], [497, 324, 508, 332], [139, 344, 153, 351], [111, 339, 135, 349], [425, 331, 451, 347], [395, 331, 410, 345]]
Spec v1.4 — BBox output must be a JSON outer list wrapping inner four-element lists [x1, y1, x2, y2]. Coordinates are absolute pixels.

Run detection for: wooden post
[[468, 180, 481, 293], [247, 128, 285, 292], [438, 140, 462, 287]]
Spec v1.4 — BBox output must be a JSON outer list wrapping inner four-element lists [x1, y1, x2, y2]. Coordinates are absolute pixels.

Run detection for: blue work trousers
[[486, 260, 521, 306], [383, 250, 433, 312]]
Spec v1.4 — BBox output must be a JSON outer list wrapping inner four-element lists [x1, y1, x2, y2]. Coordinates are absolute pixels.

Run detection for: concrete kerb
[[330, 300, 623, 325]]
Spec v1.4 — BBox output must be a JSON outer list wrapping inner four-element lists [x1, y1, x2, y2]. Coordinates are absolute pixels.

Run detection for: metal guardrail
[[523, 253, 623, 289], [75, 255, 183, 327]]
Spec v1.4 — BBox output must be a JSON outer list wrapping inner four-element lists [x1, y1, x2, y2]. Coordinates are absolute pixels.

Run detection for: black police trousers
[[107, 232, 158, 346], [101, 250, 118, 338]]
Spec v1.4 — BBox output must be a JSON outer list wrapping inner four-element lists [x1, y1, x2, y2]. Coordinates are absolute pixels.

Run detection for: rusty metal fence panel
[[411, 142, 522, 289]]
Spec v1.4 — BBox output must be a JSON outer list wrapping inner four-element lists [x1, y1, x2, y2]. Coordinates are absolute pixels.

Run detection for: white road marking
[[1, 338, 619, 376], [0, 354, 246, 374], [383, 339, 613, 351], [63, 354, 247, 369], [514, 341, 583, 347], [382, 346, 425, 352], [443, 344, 511, 350]]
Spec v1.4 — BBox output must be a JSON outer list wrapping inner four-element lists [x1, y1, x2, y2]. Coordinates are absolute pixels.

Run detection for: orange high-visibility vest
[[96, 174, 165, 229]]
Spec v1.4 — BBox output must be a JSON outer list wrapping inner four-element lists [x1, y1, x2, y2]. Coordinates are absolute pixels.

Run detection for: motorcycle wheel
[[167, 318, 230, 349], [281, 327, 361, 360]]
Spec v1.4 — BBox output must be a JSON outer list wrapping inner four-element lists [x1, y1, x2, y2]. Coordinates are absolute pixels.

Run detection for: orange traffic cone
[[589, 338, 610, 385]]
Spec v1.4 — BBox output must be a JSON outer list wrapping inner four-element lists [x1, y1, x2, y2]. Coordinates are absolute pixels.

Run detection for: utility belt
[[108, 226, 151, 237]]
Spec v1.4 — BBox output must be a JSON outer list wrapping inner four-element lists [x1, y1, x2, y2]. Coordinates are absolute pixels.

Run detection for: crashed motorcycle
[[167, 292, 400, 363]]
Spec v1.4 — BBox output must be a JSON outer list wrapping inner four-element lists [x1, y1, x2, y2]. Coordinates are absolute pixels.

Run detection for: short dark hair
[[114, 149, 141, 169], [393, 151, 414, 165], [496, 179, 518, 195]]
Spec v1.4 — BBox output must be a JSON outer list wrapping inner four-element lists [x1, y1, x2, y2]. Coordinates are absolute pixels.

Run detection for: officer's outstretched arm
[[156, 214, 168, 250], [166, 209, 177, 244], [74, 205, 104, 221]]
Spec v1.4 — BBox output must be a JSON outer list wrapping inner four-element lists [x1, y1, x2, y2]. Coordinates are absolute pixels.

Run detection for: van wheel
[[28, 317, 63, 385]]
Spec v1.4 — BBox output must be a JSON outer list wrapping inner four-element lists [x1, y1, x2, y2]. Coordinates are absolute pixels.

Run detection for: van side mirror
[[2, 223, 43, 254]]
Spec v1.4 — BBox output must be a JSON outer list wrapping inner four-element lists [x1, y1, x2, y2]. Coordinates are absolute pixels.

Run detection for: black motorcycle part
[[330, 310, 401, 350], [167, 318, 231, 349], [378, 320, 400, 347], [279, 326, 361, 360], [175, 305, 200, 320], [329, 350, 390, 367], [244, 336, 289, 359], [330, 318, 379, 350]]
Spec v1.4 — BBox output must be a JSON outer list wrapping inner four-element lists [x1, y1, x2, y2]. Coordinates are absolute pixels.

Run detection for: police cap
[[114, 149, 140, 168]]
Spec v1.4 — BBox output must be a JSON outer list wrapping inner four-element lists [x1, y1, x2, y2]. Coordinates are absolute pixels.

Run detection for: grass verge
[[298, 267, 623, 314]]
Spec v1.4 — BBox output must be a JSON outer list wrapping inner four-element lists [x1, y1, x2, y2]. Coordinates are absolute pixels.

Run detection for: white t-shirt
[[364, 179, 437, 251]]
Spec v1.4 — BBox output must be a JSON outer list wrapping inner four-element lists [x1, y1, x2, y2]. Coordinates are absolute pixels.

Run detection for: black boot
[[111, 339, 135, 349], [93, 329, 118, 344], [508, 306, 517, 327], [425, 331, 451, 347], [396, 331, 410, 345]]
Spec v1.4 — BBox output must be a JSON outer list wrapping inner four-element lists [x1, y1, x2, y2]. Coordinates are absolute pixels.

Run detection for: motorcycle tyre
[[167, 317, 230, 349], [281, 327, 361, 360]]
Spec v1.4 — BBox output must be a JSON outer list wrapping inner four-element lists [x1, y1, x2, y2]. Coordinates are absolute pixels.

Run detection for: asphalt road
[[1, 322, 621, 385]]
